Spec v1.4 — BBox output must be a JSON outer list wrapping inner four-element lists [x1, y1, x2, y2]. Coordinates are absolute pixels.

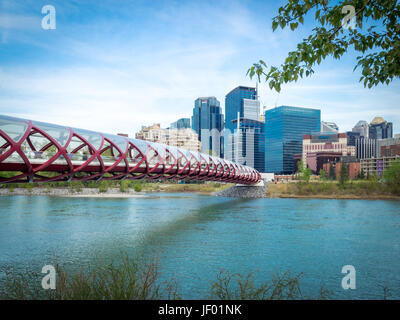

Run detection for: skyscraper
[[225, 86, 258, 133], [191, 97, 224, 157], [265, 106, 321, 174], [225, 118, 265, 172], [321, 121, 339, 133], [369, 117, 393, 139], [224, 86, 264, 172], [170, 118, 190, 129], [352, 120, 369, 137]]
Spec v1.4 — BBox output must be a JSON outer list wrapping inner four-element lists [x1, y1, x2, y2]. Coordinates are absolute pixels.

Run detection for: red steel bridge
[[0, 115, 261, 184]]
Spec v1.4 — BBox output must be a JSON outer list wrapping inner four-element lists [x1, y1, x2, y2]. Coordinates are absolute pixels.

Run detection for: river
[[0, 193, 399, 299]]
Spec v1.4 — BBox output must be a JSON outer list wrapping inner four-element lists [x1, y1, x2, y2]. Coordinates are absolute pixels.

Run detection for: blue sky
[[0, 0, 399, 136]]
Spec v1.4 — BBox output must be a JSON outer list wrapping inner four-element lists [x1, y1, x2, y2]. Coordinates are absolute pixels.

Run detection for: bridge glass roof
[[0, 115, 29, 142], [1, 114, 260, 185]]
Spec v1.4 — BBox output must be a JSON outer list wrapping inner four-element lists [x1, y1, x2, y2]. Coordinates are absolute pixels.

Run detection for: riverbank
[[0, 182, 232, 197], [266, 181, 400, 200]]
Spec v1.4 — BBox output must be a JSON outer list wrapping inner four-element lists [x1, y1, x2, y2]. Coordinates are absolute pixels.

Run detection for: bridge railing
[[0, 115, 261, 184]]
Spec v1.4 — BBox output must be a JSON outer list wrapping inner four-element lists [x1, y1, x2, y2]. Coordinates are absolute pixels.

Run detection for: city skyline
[[0, 0, 399, 138]]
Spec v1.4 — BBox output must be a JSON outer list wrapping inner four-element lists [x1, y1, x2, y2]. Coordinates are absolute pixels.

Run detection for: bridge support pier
[[213, 179, 268, 198]]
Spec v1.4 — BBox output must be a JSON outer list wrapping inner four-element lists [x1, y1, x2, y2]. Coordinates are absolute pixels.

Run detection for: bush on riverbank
[[210, 270, 332, 300], [267, 179, 399, 198], [0, 177, 227, 194], [0, 254, 179, 300], [0, 253, 331, 300]]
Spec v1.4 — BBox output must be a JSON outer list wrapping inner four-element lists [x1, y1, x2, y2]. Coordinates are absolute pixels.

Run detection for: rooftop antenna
[[256, 81, 259, 100], [274, 91, 280, 108]]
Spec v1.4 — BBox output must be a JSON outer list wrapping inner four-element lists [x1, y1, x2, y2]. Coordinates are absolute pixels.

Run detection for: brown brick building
[[323, 160, 361, 180]]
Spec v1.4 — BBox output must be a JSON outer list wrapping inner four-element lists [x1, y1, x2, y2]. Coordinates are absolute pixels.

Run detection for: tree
[[319, 168, 327, 180], [297, 159, 312, 182], [329, 164, 336, 180], [248, 0, 400, 92], [357, 168, 365, 180], [303, 167, 312, 183], [383, 158, 400, 194], [339, 163, 349, 185], [296, 159, 305, 174]]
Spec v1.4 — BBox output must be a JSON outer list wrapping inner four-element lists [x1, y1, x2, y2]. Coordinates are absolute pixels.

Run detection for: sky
[[0, 0, 399, 137]]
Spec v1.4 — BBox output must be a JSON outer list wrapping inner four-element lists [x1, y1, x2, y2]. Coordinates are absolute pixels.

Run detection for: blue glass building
[[265, 106, 321, 174], [224, 86, 265, 172], [225, 86, 258, 133], [170, 118, 190, 129], [192, 97, 224, 157], [228, 118, 265, 172]]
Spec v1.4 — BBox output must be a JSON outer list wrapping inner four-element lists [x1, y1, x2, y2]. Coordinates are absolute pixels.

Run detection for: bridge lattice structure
[[0, 115, 261, 184]]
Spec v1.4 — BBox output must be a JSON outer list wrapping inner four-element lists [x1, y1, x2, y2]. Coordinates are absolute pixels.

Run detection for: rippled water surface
[[0, 194, 399, 299]]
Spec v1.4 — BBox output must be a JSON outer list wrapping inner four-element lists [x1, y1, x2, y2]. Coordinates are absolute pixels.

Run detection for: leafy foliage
[[383, 158, 400, 194], [297, 160, 312, 182], [319, 168, 327, 180], [248, 0, 400, 92], [339, 163, 349, 185]]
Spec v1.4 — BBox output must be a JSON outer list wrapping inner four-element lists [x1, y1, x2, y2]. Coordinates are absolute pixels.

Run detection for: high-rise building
[[191, 97, 224, 157], [135, 124, 165, 143], [224, 118, 265, 172], [346, 131, 360, 147], [224, 86, 264, 172], [170, 118, 191, 129], [302, 132, 356, 174], [321, 121, 339, 133], [135, 124, 201, 152], [265, 106, 321, 174], [354, 137, 377, 160], [225, 86, 258, 133], [377, 137, 400, 157], [352, 120, 369, 137], [369, 117, 393, 139], [165, 128, 202, 152], [349, 121, 379, 159]]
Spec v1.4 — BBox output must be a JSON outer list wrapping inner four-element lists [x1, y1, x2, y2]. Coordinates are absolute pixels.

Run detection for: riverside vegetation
[[0, 252, 333, 300], [0, 177, 232, 195], [268, 159, 400, 199]]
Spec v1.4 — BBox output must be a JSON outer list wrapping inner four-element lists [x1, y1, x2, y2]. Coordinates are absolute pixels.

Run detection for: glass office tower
[[265, 106, 321, 174], [369, 117, 393, 139], [225, 119, 265, 172], [192, 97, 224, 157], [170, 118, 190, 129], [225, 86, 258, 133], [224, 86, 264, 172]]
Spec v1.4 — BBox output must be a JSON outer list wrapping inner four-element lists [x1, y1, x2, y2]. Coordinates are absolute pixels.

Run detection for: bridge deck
[[0, 115, 261, 184]]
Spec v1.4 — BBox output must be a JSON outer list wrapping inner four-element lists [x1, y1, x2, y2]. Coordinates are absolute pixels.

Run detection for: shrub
[[69, 181, 83, 193], [339, 164, 349, 186], [383, 159, 400, 195], [209, 270, 332, 300], [0, 254, 180, 300], [119, 180, 130, 193], [98, 181, 108, 193], [133, 183, 142, 192], [319, 169, 326, 181]]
